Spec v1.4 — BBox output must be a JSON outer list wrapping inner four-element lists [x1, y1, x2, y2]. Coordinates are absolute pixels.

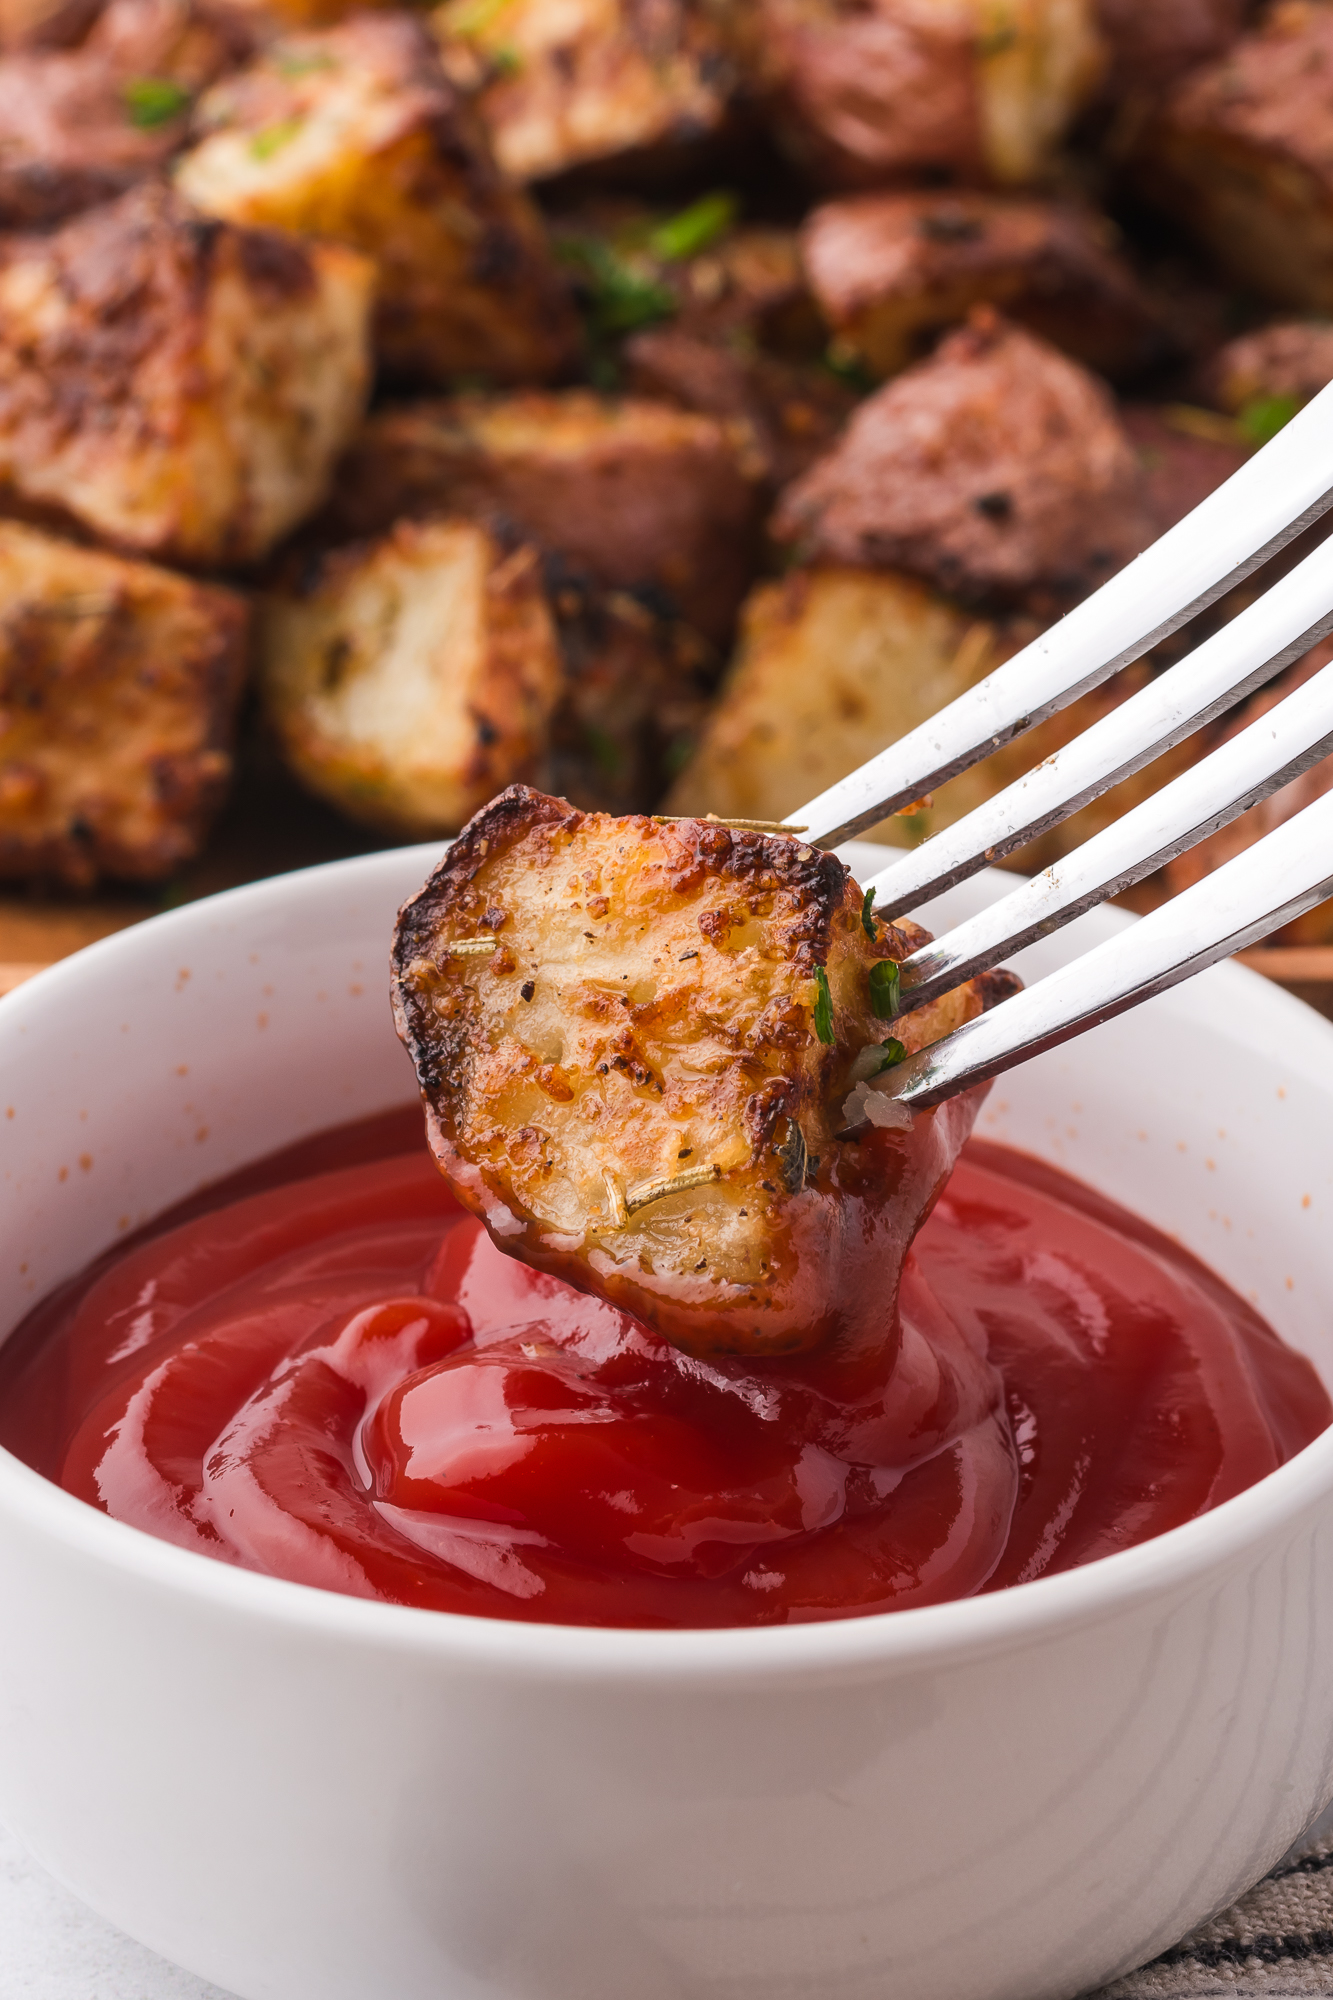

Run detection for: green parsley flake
[[122, 77, 191, 128], [649, 191, 739, 263], [868, 959, 901, 1021], [1237, 393, 1301, 446], [813, 966, 834, 1045], [555, 237, 676, 337], [251, 116, 305, 161]]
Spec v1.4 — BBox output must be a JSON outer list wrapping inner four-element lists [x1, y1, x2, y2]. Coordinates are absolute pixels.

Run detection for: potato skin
[[432, 0, 735, 184], [1093, 0, 1245, 96], [1137, 4, 1333, 312], [1201, 320, 1333, 416], [260, 517, 564, 837], [772, 310, 1148, 610], [392, 784, 1004, 1359], [0, 182, 373, 566], [0, 0, 251, 227], [324, 390, 762, 644], [802, 190, 1164, 382], [0, 520, 246, 886], [737, 0, 1103, 190], [176, 13, 580, 386]]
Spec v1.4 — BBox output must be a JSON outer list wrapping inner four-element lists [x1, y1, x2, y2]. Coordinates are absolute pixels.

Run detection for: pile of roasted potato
[[2, 0, 1332, 936]]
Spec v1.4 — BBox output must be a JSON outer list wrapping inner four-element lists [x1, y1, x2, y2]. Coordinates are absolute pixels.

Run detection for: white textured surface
[[0, 1818, 234, 1999]]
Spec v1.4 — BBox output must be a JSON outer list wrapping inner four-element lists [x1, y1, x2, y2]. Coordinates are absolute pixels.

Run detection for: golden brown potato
[[0, 182, 373, 567], [0, 0, 251, 227], [324, 390, 762, 644], [802, 190, 1164, 381], [432, 0, 735, 185], [1137, 5, 1333, 312], [1201, 320, 1333, 419], [259, 517, 564, 837], [665, 564, 1199, 870], [175, 13, 580, 386], [391, 784, 1010, 1359], [0, 519, 247, 886], [735, 0, 1104, 190], [772, 310, 1148, 611]]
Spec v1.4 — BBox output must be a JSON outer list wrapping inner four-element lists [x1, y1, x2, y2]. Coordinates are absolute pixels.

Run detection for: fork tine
[[885, 656, 1333, 1013], [866, 519, 1333, 921], [874, 784, 1333, 1110], [799, 382, 1333, 850]]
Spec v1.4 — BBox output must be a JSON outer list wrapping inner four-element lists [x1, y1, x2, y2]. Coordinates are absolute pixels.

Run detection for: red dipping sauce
[[0, 1108, 1326, 1627]]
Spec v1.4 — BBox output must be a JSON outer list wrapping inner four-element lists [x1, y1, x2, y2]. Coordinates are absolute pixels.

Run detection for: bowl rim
[[3, 843, 1332, 1688]]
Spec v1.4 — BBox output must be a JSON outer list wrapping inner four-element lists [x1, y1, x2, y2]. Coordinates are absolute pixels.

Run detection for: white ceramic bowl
[[1, 843, 1333, 2000]]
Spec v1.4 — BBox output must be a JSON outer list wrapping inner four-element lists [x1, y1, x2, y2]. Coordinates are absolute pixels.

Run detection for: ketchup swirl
[[0, 1110, 1324, 1627]]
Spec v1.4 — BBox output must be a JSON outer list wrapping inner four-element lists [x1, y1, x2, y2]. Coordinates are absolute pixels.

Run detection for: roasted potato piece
[[1094, 0, 1244, 96], [1137, 5, 1333, 312], [175, 13, 580, 386], [0, 0, 251, 228], [259, 517, 563, 837], [622, 329, 855, 486], [392, 784, 1011, 1359], [772, 310, 1148, 611], [667, 566, 1006, 830], [0, 182, 373, 567], [1094, 0, 1245, 96], [0, 520, 246, 886], [1201, 319, 1333, 421], [432, 0, 735, 185], [666, 564, 1199, 869], [1120, 402, 1249, 541], [736, 0, 1104, 190], [324, 391, 762, 645], [0, 0, 101, 50], [802, 190, 1164, 382]]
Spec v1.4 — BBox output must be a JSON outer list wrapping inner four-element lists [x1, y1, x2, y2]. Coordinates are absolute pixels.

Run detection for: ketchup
[[0, 1108, 1325, 1627]]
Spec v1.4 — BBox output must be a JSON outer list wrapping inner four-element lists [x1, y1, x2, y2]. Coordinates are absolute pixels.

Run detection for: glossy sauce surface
[[0, 1109, 1325, 1627]]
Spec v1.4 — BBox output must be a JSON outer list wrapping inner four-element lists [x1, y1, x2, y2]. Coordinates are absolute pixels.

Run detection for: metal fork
[[793, 380, 1333, 1109]]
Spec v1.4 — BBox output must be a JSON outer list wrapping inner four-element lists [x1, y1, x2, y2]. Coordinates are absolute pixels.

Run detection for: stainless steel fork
[[794, 380, 1333, 1109]]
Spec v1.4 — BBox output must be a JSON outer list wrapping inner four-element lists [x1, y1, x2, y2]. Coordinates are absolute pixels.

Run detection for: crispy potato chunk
[[803, 190, 1164, 382], [324, 390, 762, 644], [1202, 320, 1333, 418], [0, 0, 251, 227], [1138, 5, 1333, 311], [622, 329, 854, 486], [1094, 0, 1244, 96], [259, 518, 563, 837], [175, 14, 580, 386], [433, 0, 735, 184], [736, 0, 1104, 189], [392, 785, 1010, 1358], [0, 520, 246, 885], [666, 564, 1198, 871], [0, 182, 373, 566], [772, 310, 1148, 611]]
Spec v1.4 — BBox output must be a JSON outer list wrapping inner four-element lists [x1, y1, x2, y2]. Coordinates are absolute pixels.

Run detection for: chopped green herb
[[271, 48, 337, 77], [1237, 392, 1301, 446], [860, 885, 877, 940], [449, 0, 513, 34], [822, 341, 876, 393], [490, 43, 523, 76], [122, 77, 191, 128], [868, 959, 901, 1021], [649, 190, 739, 263], [872, 1037, 907, 1072], [555, 237, 676, 338], [813, 966, 834, 1044], [250, 116, 305, 161]]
